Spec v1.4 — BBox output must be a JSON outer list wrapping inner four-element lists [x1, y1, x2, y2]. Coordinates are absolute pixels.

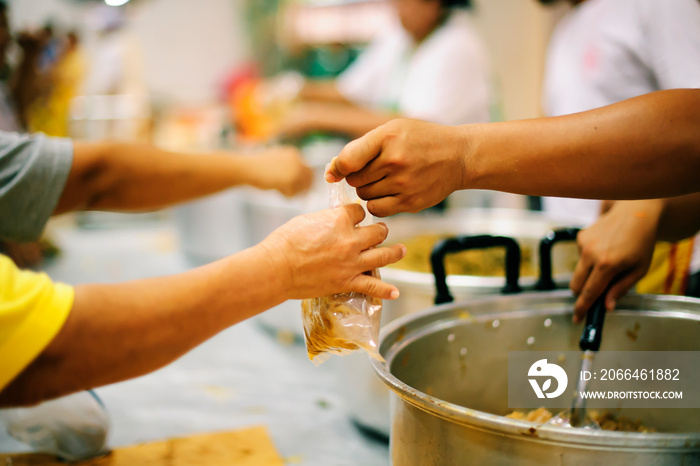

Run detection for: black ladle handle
[[580, 290, 608, 352], [535, 228, 581, 291], [431, 235, 522, 305]]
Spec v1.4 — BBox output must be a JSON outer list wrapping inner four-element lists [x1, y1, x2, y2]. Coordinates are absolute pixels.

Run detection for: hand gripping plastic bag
[[301, 180, 383, 366]]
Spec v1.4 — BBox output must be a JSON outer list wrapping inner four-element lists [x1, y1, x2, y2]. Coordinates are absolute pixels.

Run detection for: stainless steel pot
[[381, 208, 584, 319], [372, 292, 700, 465], [339, 209, 584, 437]]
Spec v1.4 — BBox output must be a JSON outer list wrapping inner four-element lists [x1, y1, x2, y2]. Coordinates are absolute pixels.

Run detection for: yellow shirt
[[0, 254, 74, 391]]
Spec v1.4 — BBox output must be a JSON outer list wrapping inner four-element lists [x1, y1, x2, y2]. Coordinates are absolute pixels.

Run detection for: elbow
[[74, 142, 120, 211], [0, 355, 72, 407]]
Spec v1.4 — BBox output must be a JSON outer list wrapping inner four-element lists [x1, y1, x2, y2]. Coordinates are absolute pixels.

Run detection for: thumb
[[325, 126, 386, 182]]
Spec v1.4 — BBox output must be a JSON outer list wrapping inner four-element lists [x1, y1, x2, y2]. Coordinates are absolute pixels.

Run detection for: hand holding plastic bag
[[302, 180, 384, 365]]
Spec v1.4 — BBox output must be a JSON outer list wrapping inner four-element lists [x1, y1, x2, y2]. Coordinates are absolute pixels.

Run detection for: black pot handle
[[535, 228, 581, 291], [431, 235, 522, 305]]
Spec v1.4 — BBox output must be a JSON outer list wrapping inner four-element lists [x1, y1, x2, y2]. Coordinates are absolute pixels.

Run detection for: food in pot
[[506, 408, 655, 432]]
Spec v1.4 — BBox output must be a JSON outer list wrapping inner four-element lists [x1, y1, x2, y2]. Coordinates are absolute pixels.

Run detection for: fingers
[[359, 243, 407, 270], [573, 263, 619, 323], [356, 178, 397, 202], [349, 273, 400, 300], [338, 203, 367, 226], [366, 196, 403, 218], [605, 269, 645, 311], [355, 222, 390, 250], [325, 126, 385, 182], [569, 251, 593, 296], [345, 156, 388, 189]]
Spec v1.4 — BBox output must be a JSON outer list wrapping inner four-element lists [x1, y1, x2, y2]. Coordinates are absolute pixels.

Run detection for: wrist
[[614, 199, 664, 231], [256, 236, 295, 301], [453, 123, 482, 191]]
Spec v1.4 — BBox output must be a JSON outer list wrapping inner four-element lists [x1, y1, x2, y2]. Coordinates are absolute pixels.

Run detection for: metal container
[[380, 208, 584, 320], [339, 210, 584, 437], [372, 292, 700, 465]]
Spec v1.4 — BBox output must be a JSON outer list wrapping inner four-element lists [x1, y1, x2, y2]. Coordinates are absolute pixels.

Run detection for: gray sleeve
[[0, 131, 73, 241]]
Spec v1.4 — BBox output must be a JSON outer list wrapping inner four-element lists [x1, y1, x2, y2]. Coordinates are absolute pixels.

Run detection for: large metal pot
[[380, 208, 584, 319], [339, 210, 584, 437], [372, 292, 700, 465]]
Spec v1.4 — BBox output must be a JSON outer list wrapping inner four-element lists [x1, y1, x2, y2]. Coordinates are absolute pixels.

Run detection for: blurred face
[[392, 0, 444, 42]]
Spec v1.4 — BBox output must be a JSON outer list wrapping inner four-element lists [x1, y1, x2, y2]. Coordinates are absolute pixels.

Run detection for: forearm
[[299, 80, 351, 104], [0, 245, 286, 406], [657, 193, 700, 242], [56, 142, 274, 214], [464, 89, 700, 199], [309, 104, 399, 138]]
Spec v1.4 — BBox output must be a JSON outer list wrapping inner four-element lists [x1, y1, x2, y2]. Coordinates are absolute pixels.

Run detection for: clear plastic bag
[[0, 390, 110, 462], [301, 180, 384, 366]]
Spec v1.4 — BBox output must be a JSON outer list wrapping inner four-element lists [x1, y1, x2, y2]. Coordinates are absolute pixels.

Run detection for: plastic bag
[[301, 180, 384, 366], [0, 390, 110, 462]]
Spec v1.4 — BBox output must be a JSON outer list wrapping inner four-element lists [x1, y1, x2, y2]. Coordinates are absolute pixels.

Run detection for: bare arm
[[326, 89, 700, 217], [657, 193, 700, 242], [466, 89, 700, 199], [276, 102, 400, 140], [0, 205, 406, 406], [298, 80, 353, 104], [54, 142, 312, 215]]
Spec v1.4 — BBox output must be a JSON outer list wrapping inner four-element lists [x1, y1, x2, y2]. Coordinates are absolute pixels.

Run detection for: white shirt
[[542, 0, 700, 269], [337, 9, 490, 126]]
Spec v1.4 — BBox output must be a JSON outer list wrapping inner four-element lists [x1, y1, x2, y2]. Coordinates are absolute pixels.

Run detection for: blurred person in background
[[83, 6, 143, 98], [80, 5, 147, 142], [273, 0, 491, 139], [0, 2, 68, 268], [28, 30, 88, 137], [536, 0, 700, 314]]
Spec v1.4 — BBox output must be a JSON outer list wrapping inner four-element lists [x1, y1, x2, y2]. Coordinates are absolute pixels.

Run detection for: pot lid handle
[[430, 235, 522, 305], [535, 228, 581, 291]]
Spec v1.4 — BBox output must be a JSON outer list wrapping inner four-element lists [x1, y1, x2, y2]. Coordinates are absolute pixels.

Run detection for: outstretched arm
[[327, 89, 700, 217], [0, 205, 406, 406], [55, 142, 313, 214], [275, 101, 400, 140]]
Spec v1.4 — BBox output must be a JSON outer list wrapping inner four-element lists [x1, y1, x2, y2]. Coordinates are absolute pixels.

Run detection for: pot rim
[[371, 291, 700, 449]]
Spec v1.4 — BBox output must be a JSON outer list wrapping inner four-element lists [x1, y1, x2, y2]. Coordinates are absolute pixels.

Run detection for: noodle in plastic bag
[[301, 180, 383, 366]]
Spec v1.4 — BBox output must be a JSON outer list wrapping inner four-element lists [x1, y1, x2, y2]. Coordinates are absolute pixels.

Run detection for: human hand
[[570, 200, 662, 322], [260, 204, 406, 300], [325, 119, 465, 217], [248, 146, 313, 197]]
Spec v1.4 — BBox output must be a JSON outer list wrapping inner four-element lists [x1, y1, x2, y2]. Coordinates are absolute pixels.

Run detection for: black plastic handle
[[579, 291, 608, 352], [431, 235, 522, 305], [535, 228, 581, 291]]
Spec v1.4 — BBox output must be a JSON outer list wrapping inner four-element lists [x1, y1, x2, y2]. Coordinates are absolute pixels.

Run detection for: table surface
[[0, 211, 390, 466]]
